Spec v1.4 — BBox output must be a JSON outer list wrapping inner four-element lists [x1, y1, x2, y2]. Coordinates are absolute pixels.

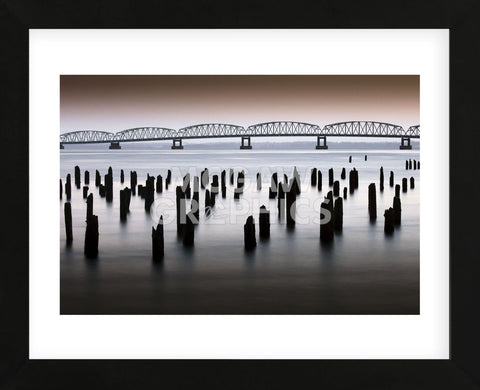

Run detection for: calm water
[[60, 145, 420, 314]]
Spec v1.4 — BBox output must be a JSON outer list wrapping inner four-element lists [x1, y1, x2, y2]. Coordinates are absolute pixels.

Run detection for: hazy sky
[[60, 75, 419, 133]]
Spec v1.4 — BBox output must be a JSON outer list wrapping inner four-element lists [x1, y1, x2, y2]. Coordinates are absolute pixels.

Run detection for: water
[[60, 145, 420, 314]]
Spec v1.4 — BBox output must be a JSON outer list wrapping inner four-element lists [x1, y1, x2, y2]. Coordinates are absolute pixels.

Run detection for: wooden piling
[[334, 197, 343, 232], [384, 208, 394, 234], [95, 170, 101, 187], [368, 183, 377, 221], [65, 174, 71, 200], [183, 212, 195, 246], [317, 171, 322, 191], [156, 175, 163, 193], [64, 202, 73, 244], [286, 179, 296, 226], [145, 176, 155, 211], [74, 165, 81, 189], [395, 184, 400, 198], [409, 159, 412, 170], [119, 188, 130, 221], [349, 155, 352, 163], [244, 215, 257, 250], [380, 167, 384, 191], [320, 193, 334, 243], [277, 182, 285, 219], [413, 160, 417, 170], [402, 178, 408, 192], [259, 205, 270, 239], [86, 193, 93, 220], [333, 180, 340, 197], [152, 216, 164, 261], [256, 172, 262, 191], [389, 171, 394, 187], [176, 186, 186, 234], [393, 196, 401, 225], [84, 214, 99, 259], [341, 168, 346, 180], [343, 187, 347, 199], [99, 184, 105, 198], [328, 168, 334, 187], [60, 179, 63, 200], [84, 170, 90, 185], [410, 177, 415, 189], [311, 168, 317, 186], [83, 186, 89, 199]]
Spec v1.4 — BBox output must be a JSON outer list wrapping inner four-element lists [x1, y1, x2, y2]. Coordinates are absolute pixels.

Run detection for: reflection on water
[[60, 148, 420, 314]]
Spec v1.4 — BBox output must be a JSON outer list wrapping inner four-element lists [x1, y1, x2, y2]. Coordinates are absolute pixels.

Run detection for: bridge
[[59, 121, 420, 150]]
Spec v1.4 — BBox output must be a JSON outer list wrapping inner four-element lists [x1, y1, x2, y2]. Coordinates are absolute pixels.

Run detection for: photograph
[[59, 75, 420, 315]]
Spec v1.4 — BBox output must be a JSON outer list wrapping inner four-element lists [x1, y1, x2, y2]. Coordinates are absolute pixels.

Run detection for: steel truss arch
[[177, 123, 245, 138], [322, 121, 406, 137], [246, 121, 321, 136], [59, 130, 115, 144], [114, 127, 177, 141]]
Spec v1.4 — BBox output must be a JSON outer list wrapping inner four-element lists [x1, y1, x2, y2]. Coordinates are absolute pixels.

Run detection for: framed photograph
[[2, 2, 479, 388]]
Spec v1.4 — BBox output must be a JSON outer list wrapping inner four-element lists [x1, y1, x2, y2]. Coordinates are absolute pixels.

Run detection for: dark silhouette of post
[[130, 171, 137, 195], [410, 177, 415, 189], [311, 168, 317, 186], [368, 183, 377, 221], [99, 184, 105, 198], [256, 172, 262, 191], [413, 160, 417, 170], [65, 174, 71, 200], [365, 155, 367, 161], [74, 165, 81, 189], [120, 169, 124, 183], [105, 167, 113, 202], [286, 180, 296, 226], [166, 170, 171, 190], [409, 159, 412, 170], [380, 167, 384, 191], [84, 170, 90, 185], [192, 176, 200, 221], [119, 188, 130, 221], [201, 168, 209, 189], [405, 160, 409, 170], [183, 212, 195, 246], [259, 205, 270, 239], [84, 214, 99, 259], [320, 193, 334, 243], [229, 168, 234, 185], [328, 168, 334, 187], [60, 179, 63, 200], [349, 155, 352, 163], [389, 171, 394, 187], [64, 202, 73, 245], [156, 175, 163, 193], [395, 184, 400, 198], [205, 189, 212, 215], [176, 186, 186, 234], [393, 196, 401, 225], [341, 168, 346, 180], [277, 182, 285, 220], [183, 173, 191, 199], [145, 176, 155, 211], [402, 178, 408, 193], [317, 170, 322, 191], [334, 197, 343, 232], [343, 187, 347, 199], [333, 181, 340, 197], [384, 208, 394, 234], [95, 170, 101, 187], [86, 193, 93, 221], [152, 216, 164, 261], [244, 215, 257, 250], [83, 186, 88, 199]]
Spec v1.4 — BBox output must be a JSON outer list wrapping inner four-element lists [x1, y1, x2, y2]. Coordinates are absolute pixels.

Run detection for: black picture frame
[[2, 1, 479, 388]]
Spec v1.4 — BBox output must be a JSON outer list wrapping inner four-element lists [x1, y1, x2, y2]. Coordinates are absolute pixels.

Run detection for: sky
[[60, 75, 419, 133]]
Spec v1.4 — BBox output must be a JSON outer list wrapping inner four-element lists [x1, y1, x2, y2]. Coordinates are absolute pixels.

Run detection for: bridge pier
[[399, 137, 412, 150], [240, 136, 252, 149], [172, 138, 184, 149], [316, 135, 328, 149], [109, 141, 121, 149], [60, 143, 64, 149]]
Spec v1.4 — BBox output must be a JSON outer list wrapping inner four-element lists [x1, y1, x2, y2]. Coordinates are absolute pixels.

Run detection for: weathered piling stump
[[277, 182, 285, 219], [333, 180, 340, 197], [384, 208, 394, 234], [405, 160, 409, 170], [417, 161, 420, 169], [192, 176, 200, 221], [74, 166, 81, 189], [244, 215, 257, 250], [402, 178, 408, 193], [317, 171, 322, 191], [343, 187, 347, 199], [328, 168, 334, 187], [65, 174, 71, 200], [292, 167, 301, 195], [353, 168, 359, 189], [221, 170, 226, 188], [64, 202, 73, 244], [138, 184, 145, 198], [166, 170, 171, 190], [99, 184, 106, 198], [259, 205, 270, 239], [349, 155, 352, 163], [211, 174, 219, 201], [268, 187, 275, 199], [271, 173, 278, 194], [156, 175, 163, 193], [365, 155, 367, 161], [368, 183, 377, 221], [229, 168, 234, 185], [152, 216, 164, 261], [320, 194, 334, 243], [286, 180, 296, 226], [380, 167, 384, 191], [183, 212, 195, 246], [120, 169, 124, 183], [145, 176, 155, 211], [341, 168, 346, 180], [84, 214, 99, 259], [409, 159, 412, 170], [60, 179, 63, 200], [221, 170, 227, 196], [206, 188, 213, 213], [334, 197, 343, 232], [256, 172, 262, 191], [311, 168, 317, 186], [84, 171, 90, 185], [389, 171, 394, 187], [395, 184, 400, 198], [201, 168, 209, 189], [393, 196, 401, 225], [183, 173, 191, 199], [349, 170, 355, 194], [410, 177, 415, 189], [86, 193, 93, 221], [83, 186, 89, 199], [413, 160, 417, 170], [95, 170, 101, 187], [105, 167, 113, 202], [119, 188, 130, 221], [176, 186, 186, 234]]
